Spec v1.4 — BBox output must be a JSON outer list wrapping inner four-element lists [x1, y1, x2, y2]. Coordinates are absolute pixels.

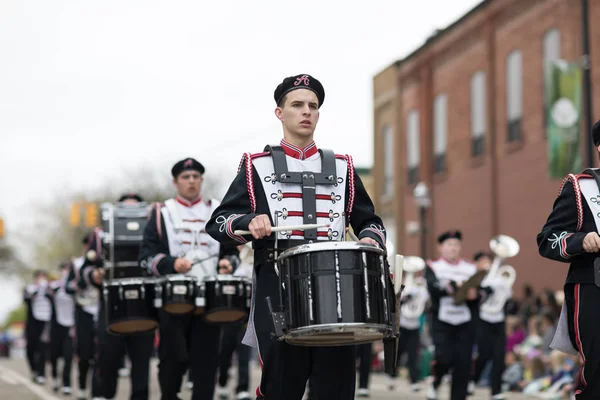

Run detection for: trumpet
[[480, 234, 519, 314], [400, 256, 428, 319]]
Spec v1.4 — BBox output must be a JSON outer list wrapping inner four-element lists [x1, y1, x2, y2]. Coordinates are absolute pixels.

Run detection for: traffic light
[[70, 204, 81, 227], [85, 203, 98, 228], [0, 218, 4, 239]]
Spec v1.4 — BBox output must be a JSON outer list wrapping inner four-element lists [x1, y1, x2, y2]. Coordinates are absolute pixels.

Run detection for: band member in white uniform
[[206, 74, 387, 400], [49, 262, 75, 395], [425, 230, 492, 400], [79, 193, 155, 400], [469, 251, 509, 400], [24, 270, 52, 384], [216, 244, 253, 400], [388, 269, 429, 392], [65, 233, 101, 400], [138, 158, 240, 400]]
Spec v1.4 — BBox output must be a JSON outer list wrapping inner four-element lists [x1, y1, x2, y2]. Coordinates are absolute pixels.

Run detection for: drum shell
[[104, 279, 159, 335], [161, 276, 197, 315], [279, 244, 389, 330], [203, 276, 252, 324]]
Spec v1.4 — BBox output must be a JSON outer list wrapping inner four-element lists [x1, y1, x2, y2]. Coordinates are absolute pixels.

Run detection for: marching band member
[[65, 233, 101, 400], [388, 269, 429, 393], [24, 270, 52, 384], [537, 118, 600, 399], [206, 73, 387, 400], [80, 193, 155, 400], [138, 158, 239, 400], [49, 261, 75, 395], [424, 230, 492, 400], [469, 251, 509, 400], [216, 244, 253, 400]]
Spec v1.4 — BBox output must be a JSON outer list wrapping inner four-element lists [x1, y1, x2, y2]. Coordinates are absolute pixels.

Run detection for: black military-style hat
[[171, 158, 205, 178], [437, 229, 462, 244], [118, 193, 144, 202], [473, 251, 491, 262], [274, 74, 325, 108], [593, 119, 600, 146]]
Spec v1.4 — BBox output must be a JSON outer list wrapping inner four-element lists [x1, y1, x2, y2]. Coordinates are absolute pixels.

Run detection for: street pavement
[[0, 356, 534, 400]]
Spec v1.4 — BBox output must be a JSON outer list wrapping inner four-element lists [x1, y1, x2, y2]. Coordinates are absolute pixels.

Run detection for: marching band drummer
[[469, 251, 510, 400], [138, 158, 240, 400], [65, 235, 100, 400], [206, 73, 387, 400], [79, 193, 155, 400], [424, 230, 492, 400], [216, 243, 254, 400]]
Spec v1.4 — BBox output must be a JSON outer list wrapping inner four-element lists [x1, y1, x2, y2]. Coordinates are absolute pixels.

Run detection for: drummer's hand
[[248, 214, 272, 240], [359, 237, 379, 247], [218, 259, 233, 275], [466, 287, 478, 301], [174, 258, 192, 274], [92, 268, 105, 285], [583, 232, 600, 252]]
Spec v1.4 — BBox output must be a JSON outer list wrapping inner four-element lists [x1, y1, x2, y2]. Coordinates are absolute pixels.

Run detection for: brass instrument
[[480, 234, 519, 314]]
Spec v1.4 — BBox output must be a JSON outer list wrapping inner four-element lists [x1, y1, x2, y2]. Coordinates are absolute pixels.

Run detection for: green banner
[[546, 61, 582, 178]]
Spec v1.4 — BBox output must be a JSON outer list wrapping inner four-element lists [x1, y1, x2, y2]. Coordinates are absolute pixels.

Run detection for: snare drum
[[275, 241, 393, 346], [203, 275, 252, 324], [104, 278, 160, 335], [161, 275, 197, 314]]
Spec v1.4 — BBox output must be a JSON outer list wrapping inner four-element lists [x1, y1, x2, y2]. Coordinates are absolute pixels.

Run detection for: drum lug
[[119, 284, 123, 301], [266, 296, 286, 338]]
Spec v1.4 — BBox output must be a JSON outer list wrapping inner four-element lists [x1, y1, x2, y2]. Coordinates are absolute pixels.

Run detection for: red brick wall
[[374, 0, 600, 297]]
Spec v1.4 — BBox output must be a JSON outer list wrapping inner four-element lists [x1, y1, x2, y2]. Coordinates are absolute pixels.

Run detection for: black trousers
[[218, 322, 250, 394], [473, 319, 505, 396], [75, 307, 96, 391], [390, 327, 420, 384], [26, 318, 47, 378], [254, 260, 356, 400], [158, 310, 222, 400], [565, 283, 600, 400], [50, 321, 73, 388], [94, 305, 155, 400], [356, 343, 372, 389], [430, 318, 476, 400]]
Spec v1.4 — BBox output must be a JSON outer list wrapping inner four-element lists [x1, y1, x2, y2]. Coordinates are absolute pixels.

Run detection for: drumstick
[[394, 254, 404, 295], [347, 229, 359, 241], [233, 223, 330, 236]]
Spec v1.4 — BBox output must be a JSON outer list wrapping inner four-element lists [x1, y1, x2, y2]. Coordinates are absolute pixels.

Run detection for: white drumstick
[[394, 254, 404, 295], [233, 223, 330, 236]]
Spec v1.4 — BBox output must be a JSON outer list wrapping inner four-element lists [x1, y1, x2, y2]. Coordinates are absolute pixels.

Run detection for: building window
[[471, 71, 486, 156], [506, 50, 523, 142], [407, 110, 420, 184], [543, 29, 561, 130], [433, 94, 448, 173], [382, 125, 393, 198]]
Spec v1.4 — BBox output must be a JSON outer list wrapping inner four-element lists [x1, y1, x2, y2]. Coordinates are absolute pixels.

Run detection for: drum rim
[[203, 275, 251, 282], [165, 274, 197, 282], [104, 277, 160, 286], [278, 241, 386, 261], [282, 323, 392, 345]]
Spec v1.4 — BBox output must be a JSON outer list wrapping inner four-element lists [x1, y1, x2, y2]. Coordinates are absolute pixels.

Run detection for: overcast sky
[[0, 0, 481, 322]]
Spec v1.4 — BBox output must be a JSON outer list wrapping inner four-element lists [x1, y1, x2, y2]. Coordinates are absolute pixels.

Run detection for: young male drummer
[[138, 158, 240, 400], [79, 193, 155, 400], [425, 230, 491, 400], [206, 74, 387, 400]]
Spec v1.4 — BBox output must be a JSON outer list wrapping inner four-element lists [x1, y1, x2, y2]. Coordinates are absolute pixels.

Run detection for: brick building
[[372, 0, 600, 295]]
